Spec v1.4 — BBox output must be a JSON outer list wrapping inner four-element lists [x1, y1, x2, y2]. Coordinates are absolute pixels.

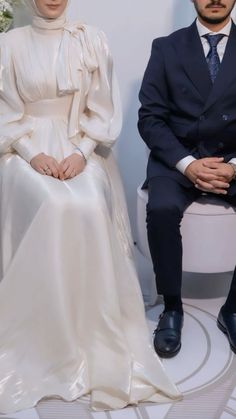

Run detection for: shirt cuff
[[74, 137, 97, 160], [228, 158, 236, 165], [13, 135, 40, 163], [176, 156, 196, 174]]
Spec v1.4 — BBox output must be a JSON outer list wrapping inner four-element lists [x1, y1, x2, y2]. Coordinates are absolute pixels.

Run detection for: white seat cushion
[[137, 185, 236, 273]]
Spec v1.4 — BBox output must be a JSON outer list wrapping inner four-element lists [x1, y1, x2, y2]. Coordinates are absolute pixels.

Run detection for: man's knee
[[146, 200, 183, 226]]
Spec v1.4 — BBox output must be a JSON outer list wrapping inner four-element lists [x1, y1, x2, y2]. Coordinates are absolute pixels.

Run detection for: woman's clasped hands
[[30, 152, 86, 180]]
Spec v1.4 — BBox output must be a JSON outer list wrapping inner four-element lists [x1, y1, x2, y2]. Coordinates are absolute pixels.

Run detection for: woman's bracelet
[[75, 147, 87, 164]]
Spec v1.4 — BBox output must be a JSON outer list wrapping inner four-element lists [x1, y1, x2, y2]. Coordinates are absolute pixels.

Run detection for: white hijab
[[22, 0, 99, 142], [23, 0, 67, 29], [23, 0, 97, 97]]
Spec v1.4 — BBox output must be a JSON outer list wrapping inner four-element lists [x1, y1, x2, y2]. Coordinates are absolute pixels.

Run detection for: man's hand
[[202, 160, 235, 182], [194, 160, 235, 194], [58, 153, 86, 180], [184, 157, 233, 195], [30, 153, 60, 178]]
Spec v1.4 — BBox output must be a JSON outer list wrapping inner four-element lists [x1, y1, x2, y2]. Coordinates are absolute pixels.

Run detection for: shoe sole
[[154, 343, 181, 359], [217, 319, 236, 355]]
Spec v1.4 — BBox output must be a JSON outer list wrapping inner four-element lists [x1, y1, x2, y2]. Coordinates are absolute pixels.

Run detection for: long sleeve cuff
[[229, 158, 236, 165], [13, 135, 40, 163], [176, 155, 196, 174], [74, 137, 97, 160]]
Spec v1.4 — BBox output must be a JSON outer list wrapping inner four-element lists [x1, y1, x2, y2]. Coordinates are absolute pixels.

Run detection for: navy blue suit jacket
[[138, 21, 236, 187]]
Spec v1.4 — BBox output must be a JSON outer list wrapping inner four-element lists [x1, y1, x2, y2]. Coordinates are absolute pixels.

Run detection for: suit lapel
[[203, 22, 236, 112], [175, 21, 212, 102]]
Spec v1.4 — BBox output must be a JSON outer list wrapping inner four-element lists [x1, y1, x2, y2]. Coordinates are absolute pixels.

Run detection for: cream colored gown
[[0, 20, 181, 414]]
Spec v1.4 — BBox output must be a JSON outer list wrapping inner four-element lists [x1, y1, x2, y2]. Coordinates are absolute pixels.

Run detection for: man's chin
[[199, 12, 231, 25]]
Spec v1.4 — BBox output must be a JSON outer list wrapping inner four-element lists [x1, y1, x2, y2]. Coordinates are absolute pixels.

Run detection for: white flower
[[0, 0, 14, 32], [0, 1, 13, 13], [0, 0, 20, 32]]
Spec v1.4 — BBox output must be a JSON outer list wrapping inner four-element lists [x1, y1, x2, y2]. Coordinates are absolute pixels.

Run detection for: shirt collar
[[196, 18, 232, 37]]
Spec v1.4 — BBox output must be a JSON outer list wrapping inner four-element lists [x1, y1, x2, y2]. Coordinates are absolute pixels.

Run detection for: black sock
[[163, 295, 183, 314], [222, 289, 236, 313]]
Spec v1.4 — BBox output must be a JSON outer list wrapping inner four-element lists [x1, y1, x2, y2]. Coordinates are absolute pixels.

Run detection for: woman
[[0, 0, 181, 413]]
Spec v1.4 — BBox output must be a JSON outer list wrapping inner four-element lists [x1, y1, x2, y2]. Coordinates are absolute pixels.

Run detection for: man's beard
[[194, 1, 235, 25], [197, 9, 232, 24]]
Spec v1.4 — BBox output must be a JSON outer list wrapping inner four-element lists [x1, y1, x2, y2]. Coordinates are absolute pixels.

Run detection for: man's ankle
[[163, 294, 183, 314]]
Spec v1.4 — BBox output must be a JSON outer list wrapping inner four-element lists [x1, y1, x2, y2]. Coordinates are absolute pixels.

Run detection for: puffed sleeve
[[0, 33, 40, 162], [72, 28, 122, 160]]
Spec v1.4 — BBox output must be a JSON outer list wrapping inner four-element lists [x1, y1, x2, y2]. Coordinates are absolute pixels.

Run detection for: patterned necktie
[[203, 34, 225, 82]]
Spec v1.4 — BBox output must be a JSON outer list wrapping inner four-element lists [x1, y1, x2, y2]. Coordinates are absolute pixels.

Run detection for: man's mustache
[[206, 1, 226, 8]]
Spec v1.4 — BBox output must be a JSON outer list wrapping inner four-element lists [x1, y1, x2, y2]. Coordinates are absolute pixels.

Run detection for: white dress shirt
[[176, 18, 236, 174]]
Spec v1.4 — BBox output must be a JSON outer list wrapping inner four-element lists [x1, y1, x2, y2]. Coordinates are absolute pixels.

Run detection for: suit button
[[218, 142, 224, 149], [199, 115, 205, 121], [222, 114, 229, 121]]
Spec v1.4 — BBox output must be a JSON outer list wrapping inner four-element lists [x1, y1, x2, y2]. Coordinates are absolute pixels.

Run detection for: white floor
[[0, 254, 235, 419]]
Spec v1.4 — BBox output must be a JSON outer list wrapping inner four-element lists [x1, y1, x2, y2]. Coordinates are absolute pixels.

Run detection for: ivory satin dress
[[0, 21, 181, 413]]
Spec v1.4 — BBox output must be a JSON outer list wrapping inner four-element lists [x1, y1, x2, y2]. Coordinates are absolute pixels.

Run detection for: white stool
[[137, 184, 236, 304]]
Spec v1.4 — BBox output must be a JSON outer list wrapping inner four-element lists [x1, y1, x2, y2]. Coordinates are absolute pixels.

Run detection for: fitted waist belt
[[25, 96, 73, 118]]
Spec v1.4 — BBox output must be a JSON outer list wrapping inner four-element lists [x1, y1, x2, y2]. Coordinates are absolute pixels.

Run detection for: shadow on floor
[[182, 271, 232, 299]]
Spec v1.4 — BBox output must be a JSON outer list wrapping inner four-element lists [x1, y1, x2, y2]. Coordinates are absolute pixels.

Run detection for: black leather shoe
[[217, 307, 236, 354], [153, 310, 183, 358]]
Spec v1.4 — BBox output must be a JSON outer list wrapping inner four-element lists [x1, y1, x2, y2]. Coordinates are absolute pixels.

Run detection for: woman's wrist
[[74, 147, 87, 164]]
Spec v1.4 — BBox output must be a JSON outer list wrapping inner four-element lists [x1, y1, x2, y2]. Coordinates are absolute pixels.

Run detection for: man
[[138, 0, 236, 358]]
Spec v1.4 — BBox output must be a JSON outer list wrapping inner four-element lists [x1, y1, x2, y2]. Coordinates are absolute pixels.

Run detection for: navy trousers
[[146, 176, 236, 296]]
